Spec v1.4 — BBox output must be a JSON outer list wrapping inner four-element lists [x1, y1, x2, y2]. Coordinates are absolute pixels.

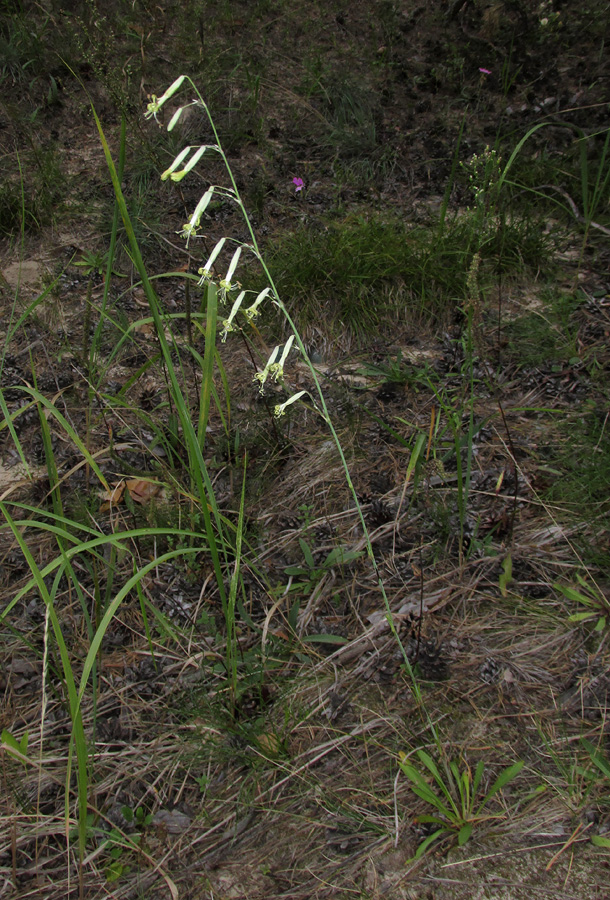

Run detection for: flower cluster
[[253, 336, 295, 394], [218, 287, 273, 341], [149, 77, 309, 422], [463, 145, 502, 209]]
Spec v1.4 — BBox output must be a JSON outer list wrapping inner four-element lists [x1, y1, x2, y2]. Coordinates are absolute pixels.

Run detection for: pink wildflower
[[292, 177, 304, 192]]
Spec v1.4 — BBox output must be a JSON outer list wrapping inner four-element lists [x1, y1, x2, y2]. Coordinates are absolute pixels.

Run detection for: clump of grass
[[503, 289, 581, 367], [322, 75, 379, 158], [0, 6, 51, 86], [250, 205, 550, 344], [249, 215, 474, 340], [545, 404, 610, 514], [0, 144, 66, 236]]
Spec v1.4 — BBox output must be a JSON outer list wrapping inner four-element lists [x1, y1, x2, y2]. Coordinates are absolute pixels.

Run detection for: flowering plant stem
[[91, 101, 229, 619], [160, 77, 428, 712]]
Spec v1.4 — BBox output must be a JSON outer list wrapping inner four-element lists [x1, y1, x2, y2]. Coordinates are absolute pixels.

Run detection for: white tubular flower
[[243, 287, 271, 321], [197, 237, 226, 284], [274, 391, 307, 418], [253, 345, 279, 394], [167, 106, 186, 132], [179, 187, 215, 245], [268, 335, 295, 382], [219, 246, 242, 294], [161, 146, 192, 181], [167, 100, 201, 133], [145, 75, 186, 121], [220, 291, 246, 341], [170, 145, 219, 182]]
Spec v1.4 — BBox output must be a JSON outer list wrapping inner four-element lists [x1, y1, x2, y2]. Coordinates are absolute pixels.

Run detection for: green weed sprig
[[399, 750, 523, 859]]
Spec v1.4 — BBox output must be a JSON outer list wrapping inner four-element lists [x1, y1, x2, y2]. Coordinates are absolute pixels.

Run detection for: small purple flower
[[479, 67, 491, 75], [293, 177, 304, 193]]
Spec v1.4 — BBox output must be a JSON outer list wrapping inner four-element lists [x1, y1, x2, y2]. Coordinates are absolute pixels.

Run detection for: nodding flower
[[293, 177, 305, 192], [274, 391, 308, 418], [268, 336, 295, 381], [145, 75, 186, 122], [253, 345, 280, 394], [243, 287, 272, 321], [218, 246, 243, 301], [179, 187, 214, 245], [197, 238, 226, 285], [220, 291, 246, 341], [253, 337, 296, 394]]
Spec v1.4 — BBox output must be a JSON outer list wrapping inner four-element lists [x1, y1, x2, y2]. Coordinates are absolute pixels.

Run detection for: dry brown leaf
[[99, 481, 125, 511], [126, 478, 161, 504], [134, 320, 155, 335]]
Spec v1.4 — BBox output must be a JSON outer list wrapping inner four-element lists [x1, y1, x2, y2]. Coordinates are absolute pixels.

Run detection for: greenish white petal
[[224, 246, 242, 285], [170, 144, 209, 181], [253, 345, 279, 393], [198, 237, 226, 284], [145, 76, 186, 120], [244, 287, 271, 320], [274, 391, 307, 417], [167, 106, 185, 131], [161, 145, 192, 181], [277, 335, 295, 368], [188, 188, 214, 229]]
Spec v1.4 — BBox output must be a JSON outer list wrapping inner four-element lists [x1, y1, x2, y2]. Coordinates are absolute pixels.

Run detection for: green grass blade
[[134, 563, 157, 672], [497, 122, 556, 192], [77, 547, 202, 704], [400, 761, 453, 817], [418, 751, 460, 817], [36, 397, 62, 517], [225, 454, 247, 710], [0, 516, 206, 623], [592, 835, 610, 848], [0, 390, 30, 472], [299, 538, 316, 571], [198, 281, 218, 450], [411, 828, 445, 861], [0, 502, 90, 866], [582, 739, 610, 779], [476, 760, 523, 814], [17, 386, 109, 490], [92, 104, 228, 611], [472, 759, 485, 796]]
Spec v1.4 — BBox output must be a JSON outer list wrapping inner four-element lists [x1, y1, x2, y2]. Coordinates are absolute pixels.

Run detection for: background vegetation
[[1, 1, 610, 897]]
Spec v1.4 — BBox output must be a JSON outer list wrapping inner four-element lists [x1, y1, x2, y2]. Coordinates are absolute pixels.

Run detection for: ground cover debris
[[1, 1, 610, 898]]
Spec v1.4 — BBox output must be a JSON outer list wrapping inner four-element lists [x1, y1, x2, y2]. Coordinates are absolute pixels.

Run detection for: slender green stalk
[[148, 76, 427, 714]]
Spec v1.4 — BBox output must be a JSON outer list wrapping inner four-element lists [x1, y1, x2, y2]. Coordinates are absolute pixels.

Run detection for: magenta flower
[[293, 177, 304, 192], [479, 67, 491, 75]]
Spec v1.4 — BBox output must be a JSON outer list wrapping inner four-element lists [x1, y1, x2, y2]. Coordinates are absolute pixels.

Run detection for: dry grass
[[2, 310, 610, 897]]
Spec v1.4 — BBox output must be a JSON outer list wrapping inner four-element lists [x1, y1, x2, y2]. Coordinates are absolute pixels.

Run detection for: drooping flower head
[[293, 177, 304, 193]]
